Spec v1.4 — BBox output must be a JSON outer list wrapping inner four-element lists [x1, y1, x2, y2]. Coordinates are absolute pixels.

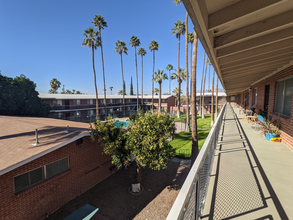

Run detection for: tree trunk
[[100, 31, 107, 118], [211, 68, 215, 126], [177, 34, 181, 119], [185, 11, 190, 132], [215, 75, 219, 120], [191, 31, 199, 164], [152, 50, 155, 113], [159, 81, 161, 112], [199, 52, 205, 116], [92, 43, 99, 118], [141, 55, 143, 111], [169, 70, 171, 95], [120, 53, 125, 115], [135, 46, 139, 113], [202, 56, 208, 119]]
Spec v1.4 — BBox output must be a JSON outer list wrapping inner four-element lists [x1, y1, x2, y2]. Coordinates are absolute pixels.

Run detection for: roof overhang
[[183, 0, 293, 95]]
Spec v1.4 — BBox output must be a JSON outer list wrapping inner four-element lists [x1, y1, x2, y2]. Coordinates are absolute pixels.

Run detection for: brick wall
[[0, 136, 113, 220]]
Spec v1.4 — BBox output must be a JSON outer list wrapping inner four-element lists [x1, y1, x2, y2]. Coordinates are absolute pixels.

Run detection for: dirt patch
[[46, 160, 190, 220]]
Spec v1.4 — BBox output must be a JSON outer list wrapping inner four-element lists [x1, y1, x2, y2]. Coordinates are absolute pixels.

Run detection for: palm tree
[[172, 20, 185, 118], [215, 74, 219, 120], [191, 31, 199, 164], [208, 59, 212, 91], [199, 52, 206, 116], [82, 27, 100, 117], [130, 36, 141, 113], [185, 12, 190, 132], [152, 69, 168, 112], [153, 88, 159, 95], [166, 64, 173, 95], [149, 40, 159, 113], [171, 68, 186, 118], [109, 86, 113, 95], [50, 78, 61, 94], [92, 15, 107, 117], [172, 87, 183, 96], [211, 68, 215, 126], [118, 90, 124, 95], [138, 47, 146, 109], [202, 59, 209, 119], [115, 40, 128, 115]]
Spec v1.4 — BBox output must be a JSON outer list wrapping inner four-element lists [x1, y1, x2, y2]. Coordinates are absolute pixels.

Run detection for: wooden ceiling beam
[[208, 0, 282, 30], [222, 66, 280, 76], [223, 72, 269, 81], [214, 9, 293, 48]]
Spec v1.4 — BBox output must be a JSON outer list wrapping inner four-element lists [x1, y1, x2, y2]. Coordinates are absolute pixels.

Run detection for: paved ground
[[201, 104, 293, 220]]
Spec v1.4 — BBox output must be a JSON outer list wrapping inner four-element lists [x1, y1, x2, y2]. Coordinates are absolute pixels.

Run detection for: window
[[73, 99, 80, 105], [231, 96, 235, 101], [118, 99, 122, 103], [87, 99, 93, 104], [252, 88, 257, 105], [14, 158, 69, 193], [100, 99, 104, 104], [54, 112, 63, 119], [162, 99, 166, 103], [128, 106, 131, 110], [87, 110, 94, 116], [109, 108, 113, 113], [53, 100, 62, 106], [275, 78, 293, 116]]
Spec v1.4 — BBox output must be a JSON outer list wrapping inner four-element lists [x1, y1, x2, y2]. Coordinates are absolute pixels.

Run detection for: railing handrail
[[166, 102, 227, 220]]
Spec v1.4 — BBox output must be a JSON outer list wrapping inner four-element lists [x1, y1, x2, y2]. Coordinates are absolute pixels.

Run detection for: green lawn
[[169, 114, 212, 159]]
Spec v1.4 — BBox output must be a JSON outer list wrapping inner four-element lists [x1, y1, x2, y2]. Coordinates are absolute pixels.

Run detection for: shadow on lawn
[[46, 161, 190, 220]]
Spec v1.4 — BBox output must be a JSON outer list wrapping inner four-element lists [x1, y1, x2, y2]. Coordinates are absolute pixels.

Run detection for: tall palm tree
[[185, 12, 190, 132], [130, 36, 141, 113], [166, 64, 173, 95], [199, 52, 206, 116], [215, 74, 219, 120], [149, 40, 159, 113], [171, 67, 186, 118], [138, 47, 146, 109], [208, 59, 212, 91], [92, 15, 107, 117], [211, 68, 215, 126], [82, 27, 100, 117], [115, 40, 128, 115], [202, 59, 209, 119], [172, 20, 185, 118], [50, 78, 61, 94], [152, 69, 168, 112], [109, 86, 113, 95], [191, 31, 199, 164], [153, 88, 159, 95]]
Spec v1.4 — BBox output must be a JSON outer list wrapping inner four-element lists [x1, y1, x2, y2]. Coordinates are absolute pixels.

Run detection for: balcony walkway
[[201, 104, 293, 220]]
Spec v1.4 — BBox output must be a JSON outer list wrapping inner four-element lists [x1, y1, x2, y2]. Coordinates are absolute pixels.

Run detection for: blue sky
[[0, 0, 223, 95]]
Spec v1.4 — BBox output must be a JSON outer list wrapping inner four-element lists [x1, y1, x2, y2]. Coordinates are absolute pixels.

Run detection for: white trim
[[0, 133, 90, 177]]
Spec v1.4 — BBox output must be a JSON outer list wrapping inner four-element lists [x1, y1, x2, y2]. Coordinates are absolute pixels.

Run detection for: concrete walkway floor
[[201, 104, 293, 220]]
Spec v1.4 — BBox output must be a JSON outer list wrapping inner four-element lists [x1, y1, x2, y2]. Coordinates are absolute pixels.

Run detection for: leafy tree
[[48, 88, 55, 94], [166, 64, 173, 95], [109, 86, 113, 95], [65, 89, 72, 94], [82, 26, 100, 117], [115, 40, 128, 115], [138, 47, 146, 106], [118, 90, 124, 95], [153, 88, 159, 95], [0, 74, 50, 117], [50, 78, 61, 94], [92, 15, 108, 116], [130, 76, 134, 95], [149, 40, 159, 113], [130, 36, 141, 112], [152, 69, 168, 112], [76, 90, 81, 94], [171, 68, 186, 118]]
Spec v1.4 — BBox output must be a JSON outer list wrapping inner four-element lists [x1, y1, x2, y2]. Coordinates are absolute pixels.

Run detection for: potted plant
[[258, 115, 281, 141]]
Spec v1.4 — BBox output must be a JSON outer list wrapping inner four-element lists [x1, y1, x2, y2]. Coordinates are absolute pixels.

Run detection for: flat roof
[[38, 93, 174, 100], [0, 116, 91, 176]]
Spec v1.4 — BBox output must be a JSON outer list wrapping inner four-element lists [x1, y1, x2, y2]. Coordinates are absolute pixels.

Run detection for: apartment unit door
[[65, 100, 70, 109]]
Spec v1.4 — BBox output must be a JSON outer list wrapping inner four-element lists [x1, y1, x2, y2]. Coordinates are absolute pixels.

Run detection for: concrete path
[[201, 104, 293, 220]]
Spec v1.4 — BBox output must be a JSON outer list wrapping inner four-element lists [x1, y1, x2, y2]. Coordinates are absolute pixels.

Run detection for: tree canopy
[[0, 74, 50, 117]]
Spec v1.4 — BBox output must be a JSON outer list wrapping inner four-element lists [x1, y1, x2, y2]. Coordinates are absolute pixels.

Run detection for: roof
[[183, 0, 293, 95], [196, 92, 226, 97], [38, 93, 174, 100], [0, 116, 91, 176]]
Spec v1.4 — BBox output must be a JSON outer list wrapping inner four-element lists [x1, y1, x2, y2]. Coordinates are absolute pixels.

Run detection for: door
[[65, 100, 70, 109], [264, 84, 270, 113], [65, 113, 70, 119]]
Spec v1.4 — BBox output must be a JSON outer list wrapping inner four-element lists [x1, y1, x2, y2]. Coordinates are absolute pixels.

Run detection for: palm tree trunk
[[135, 46, 139, 113], [177, 34, 181, 119], [211, 68, 215, 126], [202, 56, 208, 119], [92, 43, 99, 118], [169, 70, 171, 95], [152, 50, 155, 113], [100, 31, 107, 118], [185, 11, 190, 132], [199, 52, 205, 116], [159, 81, 161, 112], [215, 74, 219, 120], [191, 31, 199, 164], [141, 55, 143, 110], [120, 53, 125, 115]]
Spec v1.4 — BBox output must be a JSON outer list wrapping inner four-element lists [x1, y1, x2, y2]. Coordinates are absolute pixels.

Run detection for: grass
[[169, 114, 212, 159]]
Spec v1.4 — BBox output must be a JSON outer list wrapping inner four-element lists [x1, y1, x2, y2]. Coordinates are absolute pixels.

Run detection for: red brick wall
[[0, 136, 113, 220]]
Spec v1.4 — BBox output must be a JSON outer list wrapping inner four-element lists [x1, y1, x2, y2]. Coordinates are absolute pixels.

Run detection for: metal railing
[[166, 102, 227, 220]]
